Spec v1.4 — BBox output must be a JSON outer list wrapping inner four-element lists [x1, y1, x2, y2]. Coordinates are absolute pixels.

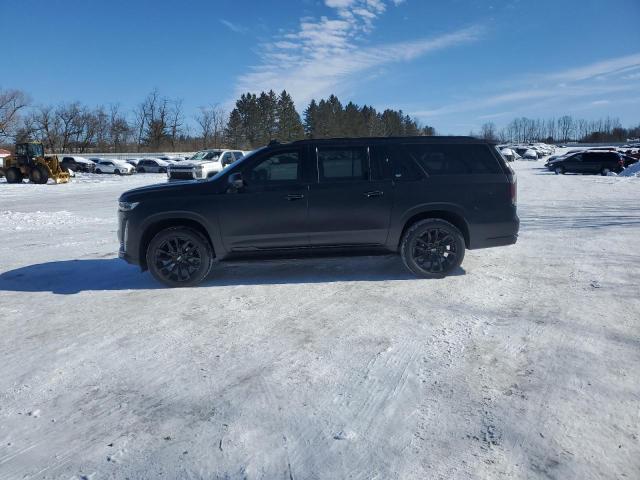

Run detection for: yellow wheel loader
[[0, 142, 70, 184]]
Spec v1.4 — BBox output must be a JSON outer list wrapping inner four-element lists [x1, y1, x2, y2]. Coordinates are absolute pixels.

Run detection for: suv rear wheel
[[401, 219, 465, 278], [146, 226, 213, 287]]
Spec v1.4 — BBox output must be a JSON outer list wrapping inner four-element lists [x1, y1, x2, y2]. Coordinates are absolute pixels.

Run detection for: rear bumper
[[473, 234, 518, 249], [468, 216, 519, 249]]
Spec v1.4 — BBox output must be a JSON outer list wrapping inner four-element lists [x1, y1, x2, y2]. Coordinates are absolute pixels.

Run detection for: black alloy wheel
[[401, 219, 465, 278], [146, 227, 213, 287]]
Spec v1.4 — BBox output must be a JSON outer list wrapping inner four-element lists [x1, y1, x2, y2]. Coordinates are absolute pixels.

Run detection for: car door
[[216, 147, 310, 251], [562, 153, 583, 173], [307, 143, 394, 246]]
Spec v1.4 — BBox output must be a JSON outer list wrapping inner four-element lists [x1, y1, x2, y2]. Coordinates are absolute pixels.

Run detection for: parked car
[[119, 136, 519, 287], [499, 148, 518, 162], [60, 155, 95, 173], [546, 151, 626, 175], [512, 146, 538, 160], [125, 158, 142, 167], [167, 149, 244, 181], [547, 149, 584, 163], [94, 159, 135, 175], [137, 158, 170, 173]]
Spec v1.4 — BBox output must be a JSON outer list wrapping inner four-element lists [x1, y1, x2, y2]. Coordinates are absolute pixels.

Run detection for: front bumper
[[169, 169, 202, 180]]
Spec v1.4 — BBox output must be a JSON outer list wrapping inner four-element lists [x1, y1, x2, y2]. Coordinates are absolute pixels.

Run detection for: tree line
[[0, 87, 434, 153], [3, 86, 638, 152], [476, 116, 640, 144]]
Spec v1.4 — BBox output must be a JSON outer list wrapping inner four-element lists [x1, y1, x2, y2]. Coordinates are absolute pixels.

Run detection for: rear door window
[[317, 146, 369, 182], [402, 144, 502, 175]]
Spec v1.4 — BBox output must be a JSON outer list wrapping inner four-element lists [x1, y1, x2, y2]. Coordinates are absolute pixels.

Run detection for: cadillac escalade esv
[[118, 137, 519, 287]]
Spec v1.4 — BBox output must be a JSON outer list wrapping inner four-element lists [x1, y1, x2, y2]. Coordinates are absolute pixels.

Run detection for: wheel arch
[[139, 216, 215, 270], [398, 208, 470, 249]]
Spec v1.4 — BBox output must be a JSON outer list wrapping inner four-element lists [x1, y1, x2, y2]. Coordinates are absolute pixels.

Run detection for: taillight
[[510, 176, 517, 206]]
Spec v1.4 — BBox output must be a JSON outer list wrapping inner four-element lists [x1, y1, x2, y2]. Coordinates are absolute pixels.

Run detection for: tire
[[146, 227, 214, 287], [160, 168, 167, 174], [400, 219, 465, 278], [114, 169, 121, 175], [138, 167, 145, 173], [554, 166, 565, 175], [5, 167, 24, 183], [29, 165, 49, 184], [96, 169, 102, 174]]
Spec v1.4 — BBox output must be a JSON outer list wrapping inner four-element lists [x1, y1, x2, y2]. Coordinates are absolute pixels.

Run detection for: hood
[[175, 160, 221, 168], [119, 180, 199, 202]]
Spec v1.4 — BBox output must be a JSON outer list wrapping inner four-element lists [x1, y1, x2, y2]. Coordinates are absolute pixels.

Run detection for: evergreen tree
[[256, 90, 278, 145], [276, 90, 304, 141], [225, 108, 244, 148], [304, 99, 319, 138], [235, 93, 259, 146], [343, 102, 365, 137]]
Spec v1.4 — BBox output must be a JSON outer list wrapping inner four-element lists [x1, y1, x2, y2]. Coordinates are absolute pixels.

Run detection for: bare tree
[[0, 88, 30, 140], [109, 104, 131, 152], [168, 99, 184, 151], [31, 105, 60, 151], [195, 106, 213, 148], [195, 103, 226, 149], [480, 122, 497, 142]]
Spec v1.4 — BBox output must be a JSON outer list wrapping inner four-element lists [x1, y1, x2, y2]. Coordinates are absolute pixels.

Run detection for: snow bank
[[0, 210, 108, 231], [619, 162, 640, 177]]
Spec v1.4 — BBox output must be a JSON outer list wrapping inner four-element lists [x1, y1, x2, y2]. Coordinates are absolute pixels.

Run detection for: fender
[[387, 202, 471, 249], [138, 209, 228, 263]]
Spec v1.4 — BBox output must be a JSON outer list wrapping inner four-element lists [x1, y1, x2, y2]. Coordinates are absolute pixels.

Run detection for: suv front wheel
[[401, 219, 465, 278], [146, 227, 214, 287]]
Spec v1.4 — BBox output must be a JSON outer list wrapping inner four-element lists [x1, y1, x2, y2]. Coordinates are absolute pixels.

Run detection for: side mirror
[[227, 172, 244, 192]]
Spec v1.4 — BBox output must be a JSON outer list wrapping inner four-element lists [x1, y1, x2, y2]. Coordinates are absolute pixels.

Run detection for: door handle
[[285, 194, 305, 201], [364, 190, 384, 198]]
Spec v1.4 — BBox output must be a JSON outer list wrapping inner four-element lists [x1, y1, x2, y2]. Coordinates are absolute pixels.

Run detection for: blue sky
[[2, 0, 639, 134]]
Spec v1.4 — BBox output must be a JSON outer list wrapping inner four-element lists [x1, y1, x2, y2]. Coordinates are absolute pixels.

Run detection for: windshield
[[190, 150, 222, 161], [29, 144, 44, 157]]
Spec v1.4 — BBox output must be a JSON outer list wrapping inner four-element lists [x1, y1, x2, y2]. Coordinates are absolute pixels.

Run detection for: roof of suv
[[276, 136, 495, 146]]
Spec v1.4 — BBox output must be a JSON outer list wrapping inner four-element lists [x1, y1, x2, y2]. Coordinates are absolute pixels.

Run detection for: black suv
[[546, 151, 627, 175], [118, 137, 519, 287]]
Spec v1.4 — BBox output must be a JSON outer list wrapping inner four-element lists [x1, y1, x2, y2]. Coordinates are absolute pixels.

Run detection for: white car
[[167, 149, 245, 181], [94, 159, 135, 175], [136, 158, 170, 173], [521, 149, 539, 160]]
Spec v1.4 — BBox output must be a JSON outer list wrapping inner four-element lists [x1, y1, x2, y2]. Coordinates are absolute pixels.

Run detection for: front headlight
[[119, 201, 140, 212]]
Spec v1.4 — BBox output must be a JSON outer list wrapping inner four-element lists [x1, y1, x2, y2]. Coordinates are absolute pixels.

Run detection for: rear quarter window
[[402, 144, 502, 175], [375, 144, 424, 181]]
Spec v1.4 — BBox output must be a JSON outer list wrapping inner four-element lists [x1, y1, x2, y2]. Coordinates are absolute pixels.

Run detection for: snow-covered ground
[[1, 162, 639, 479]]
